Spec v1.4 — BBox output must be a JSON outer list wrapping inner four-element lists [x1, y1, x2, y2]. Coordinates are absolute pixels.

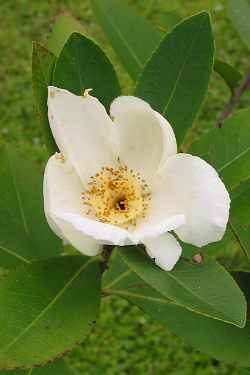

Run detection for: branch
[[216, 70, 250, 128]]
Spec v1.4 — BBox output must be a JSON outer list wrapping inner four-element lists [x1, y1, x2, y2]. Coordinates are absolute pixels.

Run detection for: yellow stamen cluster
[[81, 165, 151, 229]]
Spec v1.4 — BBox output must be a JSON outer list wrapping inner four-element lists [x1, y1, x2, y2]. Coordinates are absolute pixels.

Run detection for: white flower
[[43, 87, 230, 271]]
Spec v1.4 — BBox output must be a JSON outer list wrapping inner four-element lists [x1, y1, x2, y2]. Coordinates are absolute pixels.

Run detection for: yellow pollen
[[81, 165, 151, 228]]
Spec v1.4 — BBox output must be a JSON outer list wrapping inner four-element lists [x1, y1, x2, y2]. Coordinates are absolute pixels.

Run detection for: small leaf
[[229, 0, 250, 51], [158, 10, 182, 31], [118, 246, 246, 327], [0, 359, 76, 375], [47, 13, 85, 57], [91, 0, 162, 80], [0, 256, 100, 370], [135, 13, 214, 145], [189, 108, 250, 192], [104, 252, 250, 366], [53, 32, 120, 109], [0, 146, 60, 268], [214, 59, 243, 92], [32, 42, 57, 154]]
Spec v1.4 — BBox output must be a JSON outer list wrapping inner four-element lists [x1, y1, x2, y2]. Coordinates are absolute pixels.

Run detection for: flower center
[[81, 165, 151, 229]]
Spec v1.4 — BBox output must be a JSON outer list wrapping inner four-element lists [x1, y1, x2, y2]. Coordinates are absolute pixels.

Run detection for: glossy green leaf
[[118, 246, 246, 327], [91, 0, 162, 80], [47, 13, 85, 57], [0, 146, 60, 269], [135, 13, 214, 145], [214, 59, 243, 92], [32, 43, 57, 154], [103, 252, 250, 366], [189, 108, 250, 192], [0, 256, 100, 370], [91, 0, 239, 96], [53, 32, 120, 109], [229, 0, 250, 51], [0, 359, 76, 375], [230, 181, 250, 259]]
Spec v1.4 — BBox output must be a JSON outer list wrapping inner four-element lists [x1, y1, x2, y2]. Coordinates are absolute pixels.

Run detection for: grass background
[[1, 0, 250, 373]]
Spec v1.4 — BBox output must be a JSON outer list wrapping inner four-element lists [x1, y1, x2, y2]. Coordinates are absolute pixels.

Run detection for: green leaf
[[0, 256, 100, 370], [229, 0, 250, 51], [214, 59, 243, 92], [32, 42, 57, 154], [91, 0, 162, 80], [92, 0, 239, 96], [0, 146, 60, 269], [135, 13, 214, 145], [230, 182, 250, 259], [189, 108, 250, 192], [118, 246, 246, 327], [47, 13, 85, 57], [103, 252, 250, 366], [0, 359, 76, 375], [53, 32, 120, 109], [190, 117, 250, 259]]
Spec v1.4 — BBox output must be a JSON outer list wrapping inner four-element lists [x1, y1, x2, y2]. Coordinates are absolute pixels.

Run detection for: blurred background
[[1, 0, 250, 374]]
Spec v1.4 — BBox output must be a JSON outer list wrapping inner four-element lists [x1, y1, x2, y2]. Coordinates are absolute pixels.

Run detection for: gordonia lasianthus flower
[[44, 86, 230, 271]]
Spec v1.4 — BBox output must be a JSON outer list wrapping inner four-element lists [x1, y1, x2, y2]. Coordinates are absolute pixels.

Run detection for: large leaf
[[47, 13, 85, 57], [229, 0, 250, 51], [230, 181, 250, 259], [32, 43, 57, 154], [135, 13, 214, 145], [103, 252, 250, 366], [118, 246, 246, 327], [53, 32, 120, 109], [0, 146, 60, 269], [189, 108, 250, 192], [0, 256, 100, 370], [90, 0, 162, 80], [91, 0, 240, 94], [0, 359, 76, 375]]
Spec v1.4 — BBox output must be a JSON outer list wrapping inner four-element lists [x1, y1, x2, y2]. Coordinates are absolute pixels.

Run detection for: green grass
[[1, 0, 250, 373]]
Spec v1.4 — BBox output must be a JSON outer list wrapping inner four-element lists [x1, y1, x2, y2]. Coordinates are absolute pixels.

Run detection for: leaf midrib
[[163, 15, 208, 117], [105, 267, 245, 327], [1, 258, 95, 353], [218, 146, 250, 173], [120, 252, 244, 326], [6, 149, 29, 235], [0, 245, 30, 264], [92, 0, 144, 71]]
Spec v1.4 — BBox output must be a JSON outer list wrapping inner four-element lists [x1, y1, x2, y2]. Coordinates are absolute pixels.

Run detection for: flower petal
[[48, 86, 118, 184], [133, 214, 185, 243], [44, 154, 101, 256], [55, 213, 132, 246], [156, 154, 230, 247], [110, 96, 177, 181], [143, 233, 182, 271]]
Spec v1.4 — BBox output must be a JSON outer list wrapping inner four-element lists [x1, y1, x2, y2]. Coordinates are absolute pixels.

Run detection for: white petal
[[156, 154, 230, 247], [143, 233, 182, 271], [48, 86, 117, 185], [110, 96, 177, 181], [133, 214, 185, 243], [43, 154, 101, 256], [55, 213, 132, 246]]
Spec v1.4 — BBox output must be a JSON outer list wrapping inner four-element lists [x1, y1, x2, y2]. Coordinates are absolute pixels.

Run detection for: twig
[[216, 70, 250, 128]]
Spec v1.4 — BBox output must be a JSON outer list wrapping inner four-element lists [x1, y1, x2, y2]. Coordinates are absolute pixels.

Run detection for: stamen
[[81, 165, 151, 228]]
